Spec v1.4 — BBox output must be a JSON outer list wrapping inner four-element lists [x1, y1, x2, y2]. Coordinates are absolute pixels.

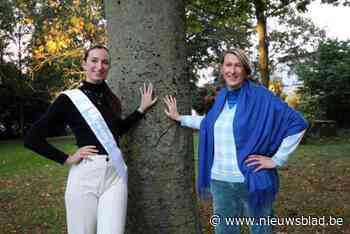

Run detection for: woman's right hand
[[163, 95, 181, 122], [65, 145, 99, 165]]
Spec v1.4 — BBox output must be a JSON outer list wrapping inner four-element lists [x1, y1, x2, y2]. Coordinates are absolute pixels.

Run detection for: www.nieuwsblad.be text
[[209, 215, 344, 227]]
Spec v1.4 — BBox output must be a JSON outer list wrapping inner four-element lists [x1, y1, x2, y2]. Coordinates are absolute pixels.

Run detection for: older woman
[[163, 49, 308, 234]]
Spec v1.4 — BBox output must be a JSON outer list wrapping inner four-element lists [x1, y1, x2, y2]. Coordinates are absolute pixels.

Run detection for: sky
[[305, 0, 350, 41]]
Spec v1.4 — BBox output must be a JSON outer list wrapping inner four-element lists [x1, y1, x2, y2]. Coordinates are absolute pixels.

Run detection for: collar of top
[[81, 80, 108, 93], [226, 87, 241, 109]]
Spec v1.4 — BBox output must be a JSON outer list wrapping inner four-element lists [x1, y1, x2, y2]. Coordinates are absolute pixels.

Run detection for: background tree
[[296, 39, 350, 127], [268, 6, 326, 71], [186, 0, 253, 71], [1, 0, 108, 138], [0, 0, 34, 137], [184, 0, 327, 93], [28, 0, 106, 95], [0, 0, 16, 65], [248, 0, 328, 87], [253, 0, 350, 87]]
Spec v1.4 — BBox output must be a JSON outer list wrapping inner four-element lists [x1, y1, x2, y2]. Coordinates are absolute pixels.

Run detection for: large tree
[[104, 1, 201, 233]]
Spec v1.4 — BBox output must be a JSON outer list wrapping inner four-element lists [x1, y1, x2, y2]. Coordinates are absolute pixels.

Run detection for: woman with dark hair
[[164, 49, 308, 234], [24, 45, 157, 234]]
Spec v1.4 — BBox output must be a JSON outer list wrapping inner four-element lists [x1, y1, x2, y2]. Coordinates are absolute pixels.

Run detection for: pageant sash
[[63, 89, 127, 183]]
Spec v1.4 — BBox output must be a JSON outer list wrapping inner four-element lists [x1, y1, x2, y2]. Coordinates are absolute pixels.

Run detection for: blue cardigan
[[198, 80, 308, 212]]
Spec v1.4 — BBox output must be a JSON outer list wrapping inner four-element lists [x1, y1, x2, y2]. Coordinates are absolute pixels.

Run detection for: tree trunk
[[104, 1, 201, 233], [254, 0, 270, 87]]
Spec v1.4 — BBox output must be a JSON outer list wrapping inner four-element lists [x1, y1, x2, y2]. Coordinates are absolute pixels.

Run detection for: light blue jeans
[[210, 179, 273, 234]]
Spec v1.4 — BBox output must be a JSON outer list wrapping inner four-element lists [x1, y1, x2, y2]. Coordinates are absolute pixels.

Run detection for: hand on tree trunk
[[163, 95, 181, 122], [138, 82, 158, 113]]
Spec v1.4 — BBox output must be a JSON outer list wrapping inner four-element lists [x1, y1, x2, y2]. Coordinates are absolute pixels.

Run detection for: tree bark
[[254, 0, 270, 87], [104, 1, 201, 233]]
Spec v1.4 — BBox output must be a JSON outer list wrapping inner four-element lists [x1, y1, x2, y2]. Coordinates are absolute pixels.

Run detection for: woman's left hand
[[138, 82, 158, 113], [245, 154, 277, 172]]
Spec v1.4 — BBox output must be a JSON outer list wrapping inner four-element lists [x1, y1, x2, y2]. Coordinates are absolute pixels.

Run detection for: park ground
[[0, 133, 349, 234]]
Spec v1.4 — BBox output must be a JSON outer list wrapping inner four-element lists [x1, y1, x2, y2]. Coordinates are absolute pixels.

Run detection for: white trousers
[[65, 155, 127, 234]]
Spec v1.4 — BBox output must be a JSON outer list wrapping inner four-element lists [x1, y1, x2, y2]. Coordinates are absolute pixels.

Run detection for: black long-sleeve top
[[24, 81, 144, 164]]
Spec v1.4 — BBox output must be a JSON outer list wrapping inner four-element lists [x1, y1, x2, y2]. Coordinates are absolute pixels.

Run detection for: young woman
[[164, 49, 308, 234], [24, 45, 157, 234]]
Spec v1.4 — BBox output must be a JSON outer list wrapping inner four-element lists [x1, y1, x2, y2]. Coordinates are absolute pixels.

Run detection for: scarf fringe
[[248, 187, 277, 217]]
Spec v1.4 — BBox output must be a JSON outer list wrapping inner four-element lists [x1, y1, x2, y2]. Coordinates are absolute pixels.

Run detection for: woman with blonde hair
[[164, 48, 308, 234]]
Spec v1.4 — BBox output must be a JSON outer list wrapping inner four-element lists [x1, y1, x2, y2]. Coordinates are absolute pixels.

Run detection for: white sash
[[63, 89, 127, 183]]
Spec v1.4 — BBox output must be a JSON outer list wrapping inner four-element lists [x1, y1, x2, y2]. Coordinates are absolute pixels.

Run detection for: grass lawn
[[0, 135, 349, 233], [0, 136, 76, 234]]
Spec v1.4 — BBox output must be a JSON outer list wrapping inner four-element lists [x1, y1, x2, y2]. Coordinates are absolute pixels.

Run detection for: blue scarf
[[198, 80, 308, 211]]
